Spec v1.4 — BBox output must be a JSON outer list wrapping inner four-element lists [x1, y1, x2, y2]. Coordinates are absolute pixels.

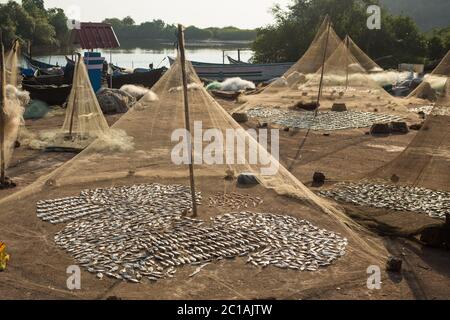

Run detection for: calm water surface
[[32, 43, 254, 69]]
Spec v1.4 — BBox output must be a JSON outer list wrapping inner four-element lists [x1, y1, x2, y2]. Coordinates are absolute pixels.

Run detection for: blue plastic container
[[84, 52, 105, 93]]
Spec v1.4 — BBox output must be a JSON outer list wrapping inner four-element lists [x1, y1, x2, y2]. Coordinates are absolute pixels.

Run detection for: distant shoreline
[[29, 39, 253, 55]]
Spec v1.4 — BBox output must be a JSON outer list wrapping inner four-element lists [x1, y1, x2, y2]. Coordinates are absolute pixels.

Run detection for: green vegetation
[[103, 17, 256, 42], [0, 0, 69, 48], [381, 0, 450, 31], [252, 0, 449, 68], [0, 1, 255, 50]]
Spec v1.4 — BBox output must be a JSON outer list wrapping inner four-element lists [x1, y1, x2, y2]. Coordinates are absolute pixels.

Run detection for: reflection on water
[[32, 43, 254, 69]]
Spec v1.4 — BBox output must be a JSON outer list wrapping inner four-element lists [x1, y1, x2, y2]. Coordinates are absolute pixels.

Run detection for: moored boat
[[110, 67, 167, 89], [168, 56, 293, 83], [22, 83, 72, 106]]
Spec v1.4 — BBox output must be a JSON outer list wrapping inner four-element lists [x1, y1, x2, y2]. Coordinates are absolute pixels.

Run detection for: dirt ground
[[0, 101, 449, 300]]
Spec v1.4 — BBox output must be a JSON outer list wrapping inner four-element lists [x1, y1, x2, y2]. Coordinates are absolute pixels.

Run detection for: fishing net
[[346, 36, 382, 73], [239, 36, 406, 116], [294, 37, 405, 112], [29, 57, 133, 151], [4, 41, 20, 88], [280, 16, 342, 79], [1, 41, 25, 171], [369, 102, 450, 191], [408, 50, 450, 101], [0, 53, 386, 299]]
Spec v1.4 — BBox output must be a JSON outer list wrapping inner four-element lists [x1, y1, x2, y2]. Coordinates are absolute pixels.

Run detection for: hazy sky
[[2, 0, 293, 29]]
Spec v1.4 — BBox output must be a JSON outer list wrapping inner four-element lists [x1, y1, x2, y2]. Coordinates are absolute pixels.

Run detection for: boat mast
[[178, 24, 198, 218]]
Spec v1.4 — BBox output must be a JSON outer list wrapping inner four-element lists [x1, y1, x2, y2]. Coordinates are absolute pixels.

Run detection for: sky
[[2, 0, 293, 29]]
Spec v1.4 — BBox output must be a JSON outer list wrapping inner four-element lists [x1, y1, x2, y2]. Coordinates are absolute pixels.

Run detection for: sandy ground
[[0, 101, 449, 300]]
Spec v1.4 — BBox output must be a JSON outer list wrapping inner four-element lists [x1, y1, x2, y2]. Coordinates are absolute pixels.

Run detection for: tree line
[[0, 0, 69, 49], [102, 17, 257, 42], [252, 0, 450, 69], [0, 0, 256, 51]]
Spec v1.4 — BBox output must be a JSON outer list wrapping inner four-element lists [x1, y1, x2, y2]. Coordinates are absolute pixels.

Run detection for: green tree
[[252, 0, 427, 68], [48, 8, 69, 47], [122, 16, 135, 26]]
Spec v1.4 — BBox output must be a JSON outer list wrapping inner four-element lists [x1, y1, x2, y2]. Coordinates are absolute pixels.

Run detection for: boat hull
[[168, 56, 293, 83], [111, 68, 166, 89], [22, 84, 72, 106]]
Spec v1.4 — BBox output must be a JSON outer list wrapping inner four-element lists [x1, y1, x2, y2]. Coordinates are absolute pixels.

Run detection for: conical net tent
[[253, 21, 342, 102], [281, 17, 342, 79], [238, 33, 406, 116], [369, 102, 450, 191], [0, 56, 385, 298], [346, 36, 382, 73], [47, 57, 110, 150], [408, 50, 450, 101], [293, 40, 406, 113]]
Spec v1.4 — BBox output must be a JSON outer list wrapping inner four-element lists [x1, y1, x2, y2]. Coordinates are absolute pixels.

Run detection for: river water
[[32, 42, 254, 69]]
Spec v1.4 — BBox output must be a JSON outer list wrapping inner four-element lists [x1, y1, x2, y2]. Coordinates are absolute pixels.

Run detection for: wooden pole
[[345, 36, 350, 91], [316, 20, 332, 108], [0, 30, 6, 184], [68, 53, 81, 137], [178, 24, 198, 218], [109, 50, 113, 89]]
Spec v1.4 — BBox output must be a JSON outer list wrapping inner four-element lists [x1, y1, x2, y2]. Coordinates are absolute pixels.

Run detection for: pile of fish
[[208, 193, 264, 209], [320, 182, 449, 219], [37, 184, 347, 283], [409, 105, 435, 115], [247, 107, 404, 131], [37, 184, 202, 224]]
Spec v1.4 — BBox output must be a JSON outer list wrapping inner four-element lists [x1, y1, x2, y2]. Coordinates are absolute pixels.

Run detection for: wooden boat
[[23, 54, 64, 76], [23, 54, 57, 69], [22, 74, 71, 86], [168, 56, 293, 83], [110, 67, 166, 89], [22, 83, 72, 106], [210, 90, 242, 100], [227, 56, 249, 64]]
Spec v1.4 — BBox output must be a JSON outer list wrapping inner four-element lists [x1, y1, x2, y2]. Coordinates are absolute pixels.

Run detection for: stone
[[0, 177, 17, 190], [293, 101, 319, 111], [232, 112, 249, 123], [390, 174, 400, 183], [237, 173, 259, 186], [409, 123, 423, 131], [370, 123, 391, 135], [331, 103, 347, 112], [390, 122, 409, 134], [257, 122, 268, 128], [313, 172, 326, 186], [386, 256, 402, 272]]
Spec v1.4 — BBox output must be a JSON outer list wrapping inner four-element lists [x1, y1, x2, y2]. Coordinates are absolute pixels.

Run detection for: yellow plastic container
[[0, 242, 10, 271]]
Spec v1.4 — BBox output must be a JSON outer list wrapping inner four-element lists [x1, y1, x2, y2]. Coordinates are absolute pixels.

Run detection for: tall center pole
[[0, 31, 6, 184], [69, 53, 81, 137], [316, 20, 332, 109], [178, 24, 198, 218], [345, 36, 350, 91]]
